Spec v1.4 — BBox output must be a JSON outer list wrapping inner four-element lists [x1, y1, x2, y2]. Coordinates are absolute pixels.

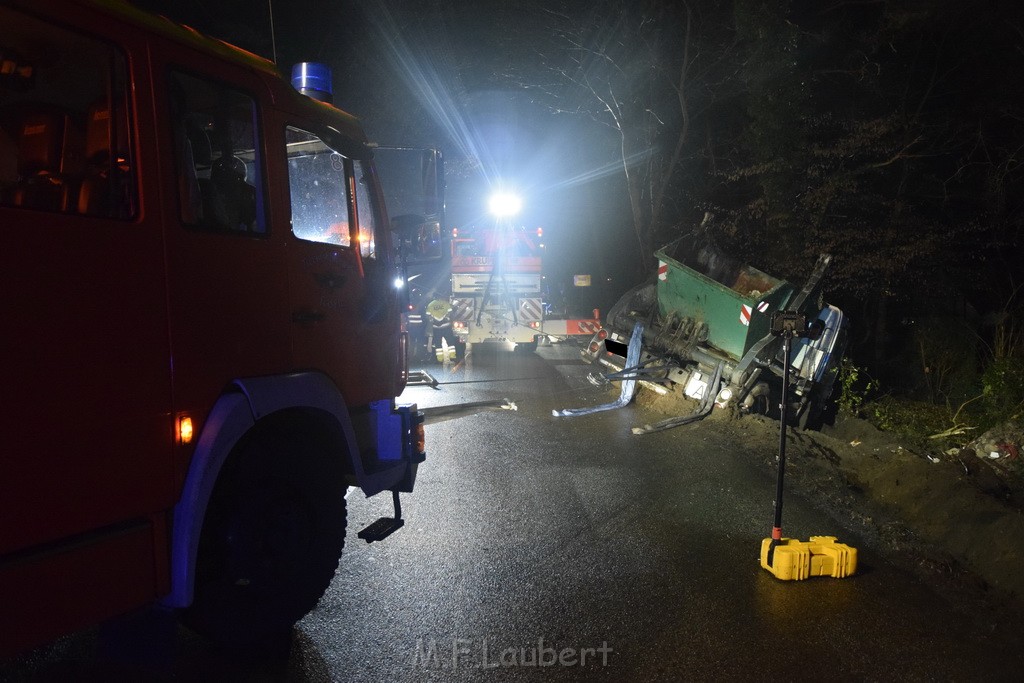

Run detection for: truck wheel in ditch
[[797, 389, 825, 431], [606, 280, 656, 330], [747, 392, 770, 417], [184, 414, 347, 647]]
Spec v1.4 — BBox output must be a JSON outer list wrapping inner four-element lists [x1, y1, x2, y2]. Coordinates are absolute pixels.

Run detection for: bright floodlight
[[488, 192, 522, 217]]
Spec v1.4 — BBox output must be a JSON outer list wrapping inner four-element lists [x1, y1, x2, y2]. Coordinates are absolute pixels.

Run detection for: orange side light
[[178, 415, 194, 445], [415, 422, 426, 454]]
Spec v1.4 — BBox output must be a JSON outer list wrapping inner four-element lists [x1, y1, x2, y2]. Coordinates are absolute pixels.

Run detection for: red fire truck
[[0, 0, 438, 653], [448, 225, 546, 350], [446, 225, 601, 352]]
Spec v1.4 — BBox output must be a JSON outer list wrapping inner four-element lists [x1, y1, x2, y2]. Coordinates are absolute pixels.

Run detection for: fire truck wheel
[[184, 412, 347, 647]]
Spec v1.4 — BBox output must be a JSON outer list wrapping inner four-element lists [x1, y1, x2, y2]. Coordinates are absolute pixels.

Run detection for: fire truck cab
[[0, 0, 435, 653]]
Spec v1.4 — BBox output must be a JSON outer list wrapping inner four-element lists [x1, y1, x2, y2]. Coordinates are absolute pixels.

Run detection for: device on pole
[[760, 310, 857, 580]]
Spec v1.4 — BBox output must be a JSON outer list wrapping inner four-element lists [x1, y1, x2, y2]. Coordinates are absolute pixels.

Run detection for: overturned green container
[[654, 240, 796, 361]]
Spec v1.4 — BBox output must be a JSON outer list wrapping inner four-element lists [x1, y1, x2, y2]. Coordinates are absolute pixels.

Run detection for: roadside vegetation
[[838, 298, 1024, 462]]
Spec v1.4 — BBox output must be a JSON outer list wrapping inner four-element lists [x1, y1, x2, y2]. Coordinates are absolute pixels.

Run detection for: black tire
[[747, 392, 771, 417], [605, 279, 656, 331], [515, 337, 538, 353], [797, 388, 825, 431], [800, 391, 839, 431], [184, 411, 347, 647], [409, 337, 426, 363]]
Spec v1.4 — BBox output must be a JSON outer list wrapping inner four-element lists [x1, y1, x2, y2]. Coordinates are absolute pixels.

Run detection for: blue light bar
[[291, 62, 333, 103]]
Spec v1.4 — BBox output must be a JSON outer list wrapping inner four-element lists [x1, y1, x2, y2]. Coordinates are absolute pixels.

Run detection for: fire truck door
[[283, 126, 399, 406], [0, 12, 173, 556]]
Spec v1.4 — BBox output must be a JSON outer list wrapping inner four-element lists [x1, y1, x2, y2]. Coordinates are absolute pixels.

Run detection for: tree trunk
[[874, 291, 888, 370], [620, 128, 649, 276]]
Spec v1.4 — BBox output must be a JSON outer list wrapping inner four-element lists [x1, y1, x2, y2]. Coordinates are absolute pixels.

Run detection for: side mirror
[[373, 146, 445, 224], [421, 148, 444, 218], [390, 213, 426, 235], [391, 215, 442, 262]]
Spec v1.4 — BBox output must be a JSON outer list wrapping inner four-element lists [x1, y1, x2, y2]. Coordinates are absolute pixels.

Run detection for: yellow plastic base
[[434, 346, 457, 361], [760, 536, 857, 580]]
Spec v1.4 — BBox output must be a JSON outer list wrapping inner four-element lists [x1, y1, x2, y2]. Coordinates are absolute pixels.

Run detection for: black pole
[[768, 332, 792, 565], [774, 333, 792, 531]]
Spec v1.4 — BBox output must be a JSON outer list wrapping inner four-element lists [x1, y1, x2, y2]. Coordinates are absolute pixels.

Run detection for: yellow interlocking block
[[760, 535, 857, 580]]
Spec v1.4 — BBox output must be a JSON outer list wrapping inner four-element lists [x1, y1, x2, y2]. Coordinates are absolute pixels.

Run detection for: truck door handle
[[314, 272, 346, 290], [292, 309, 326, 325]]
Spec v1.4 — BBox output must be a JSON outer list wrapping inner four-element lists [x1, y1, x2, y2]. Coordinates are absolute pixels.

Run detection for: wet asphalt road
[[4, 342, 1023, 681]]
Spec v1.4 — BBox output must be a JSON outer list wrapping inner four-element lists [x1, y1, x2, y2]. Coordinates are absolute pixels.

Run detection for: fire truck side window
[[286, 126, 352, 247], [0, 7, 136, 218], [169, 70, 264, 234], [355, 160, 379, 259]]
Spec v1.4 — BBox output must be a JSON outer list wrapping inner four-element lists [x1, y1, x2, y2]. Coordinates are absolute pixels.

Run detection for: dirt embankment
[[634, 387, 1024, 620]]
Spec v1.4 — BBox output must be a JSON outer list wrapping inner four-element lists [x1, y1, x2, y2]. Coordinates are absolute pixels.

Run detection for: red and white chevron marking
[[542, 319, 602, 336], [519, 297, 543, 321], [450, 298, 474, 321], [657, 260, 668, 282], [739, 301, 770, 326]]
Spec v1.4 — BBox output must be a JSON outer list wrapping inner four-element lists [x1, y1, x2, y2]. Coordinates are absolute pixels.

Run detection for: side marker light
[[178, 416, 194, 445]]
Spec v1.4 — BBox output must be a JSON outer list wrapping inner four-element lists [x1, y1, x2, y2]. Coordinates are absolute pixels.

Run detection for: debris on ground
[[963, 419, 1024, 493]]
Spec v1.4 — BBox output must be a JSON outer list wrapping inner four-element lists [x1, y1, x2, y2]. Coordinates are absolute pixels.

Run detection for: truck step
[[357, 516, 405, 543], [406, 370, 438, 387]]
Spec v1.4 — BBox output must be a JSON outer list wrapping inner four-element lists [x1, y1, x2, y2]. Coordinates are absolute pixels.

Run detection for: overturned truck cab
[[583, 238, 849, 431]]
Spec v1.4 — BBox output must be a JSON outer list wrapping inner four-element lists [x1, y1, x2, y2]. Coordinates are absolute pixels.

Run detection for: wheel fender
[[162, 372, 361, 609], [232, 372, 363, 484], [162, 391, 252, 609]]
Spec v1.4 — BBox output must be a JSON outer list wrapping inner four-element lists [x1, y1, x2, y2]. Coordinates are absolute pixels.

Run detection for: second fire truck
[[448, 225, 545, 351]]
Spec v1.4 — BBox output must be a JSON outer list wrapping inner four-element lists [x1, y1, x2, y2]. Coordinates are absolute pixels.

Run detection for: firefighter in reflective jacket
[[426, 297, 460, 361]]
